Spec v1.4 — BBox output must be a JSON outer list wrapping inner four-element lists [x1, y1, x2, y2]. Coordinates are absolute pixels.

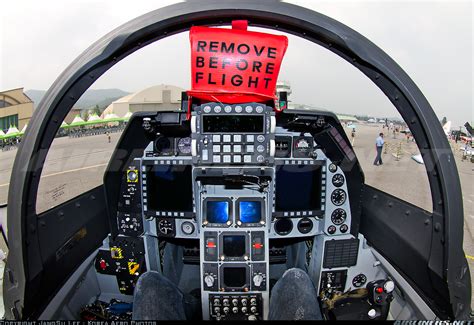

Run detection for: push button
[[234, 134, 242, 142], [223, 145, 231, 153], [212, 135, 221, 142], [246, 135, 255, 142], [246, 145, 254, 153], [233, 155, 242, 163], [204, 233, 218, 261], [223, 135, 231, 142], [234, 145, 242, 153], [213, 145, 221, 153]]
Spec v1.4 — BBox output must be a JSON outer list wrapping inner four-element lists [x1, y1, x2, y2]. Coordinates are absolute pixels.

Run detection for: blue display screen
[[239, 201, 262, 223], [207, 201, 229, 223]]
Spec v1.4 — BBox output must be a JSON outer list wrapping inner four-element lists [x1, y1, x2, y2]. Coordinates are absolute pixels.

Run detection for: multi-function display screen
[[146, 165, 193, 212], [239, 201, 262, 223], [206, 201, 230, 223], [223, 235, 246, 257], [223, 267, 247, 288], [275, 164, 322, 212], [203, 115, 264, 133]]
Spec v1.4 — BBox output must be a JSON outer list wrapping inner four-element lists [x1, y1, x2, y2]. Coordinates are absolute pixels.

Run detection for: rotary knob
[[204, 275, 214, 287], [232, 307, 239, 314], [253, 274, 264, 287], [127, 170, 138, 182], [368, 309, 377, 319], [181, 221, 195, 235]]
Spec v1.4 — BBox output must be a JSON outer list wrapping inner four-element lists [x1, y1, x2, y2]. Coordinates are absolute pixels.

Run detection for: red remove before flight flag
[[187, 24, 288, 104]]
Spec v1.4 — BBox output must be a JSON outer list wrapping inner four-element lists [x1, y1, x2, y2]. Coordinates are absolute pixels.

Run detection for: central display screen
[[223, 267, 247, 288], [206, 201, 230, 223], [239, 201, 262, 223], [146, 165, 193, 212], [223, 235, 246, 257], [275, 164, 322, 212], [203, 115, 264, 133]]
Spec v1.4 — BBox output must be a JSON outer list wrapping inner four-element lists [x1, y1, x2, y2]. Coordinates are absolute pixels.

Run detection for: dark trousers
[[374, 146, 383, 165], [132, 268, 323, 320]]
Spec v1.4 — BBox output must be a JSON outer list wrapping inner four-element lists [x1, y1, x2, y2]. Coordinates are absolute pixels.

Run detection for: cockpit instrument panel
[[100, 103, 394, 320]]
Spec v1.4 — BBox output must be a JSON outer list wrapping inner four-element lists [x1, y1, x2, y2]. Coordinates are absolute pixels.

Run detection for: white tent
[[20, 124, 27, 134], [61, 121, 69, 127], [87, 114, 102, 122], [6, 126, 20, 134], [123, 111, 132, 120], [70, 115, 85, 125], [0, 130, 5, 136], [104, 113, 120, 120]]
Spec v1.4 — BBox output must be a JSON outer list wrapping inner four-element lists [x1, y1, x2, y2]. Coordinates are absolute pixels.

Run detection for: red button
[[253, 243, 264, 249], [206, 241, 216, 248], [99, 259, 107, 270], [375, 287, 384, 294]]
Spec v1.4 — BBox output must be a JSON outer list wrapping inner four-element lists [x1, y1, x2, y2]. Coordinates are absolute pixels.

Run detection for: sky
[[0, 0, 472, 127]]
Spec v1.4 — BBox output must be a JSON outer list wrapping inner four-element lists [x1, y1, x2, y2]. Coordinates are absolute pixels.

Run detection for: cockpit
[[2, 1, 471, 321]]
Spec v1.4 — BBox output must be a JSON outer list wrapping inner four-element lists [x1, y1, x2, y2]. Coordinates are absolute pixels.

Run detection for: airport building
[[0, 88, 34, 132], [101, 84, 184, 118]]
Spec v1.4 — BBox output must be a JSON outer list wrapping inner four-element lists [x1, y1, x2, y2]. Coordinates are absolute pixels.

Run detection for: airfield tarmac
[[0, 123, 473, 311]]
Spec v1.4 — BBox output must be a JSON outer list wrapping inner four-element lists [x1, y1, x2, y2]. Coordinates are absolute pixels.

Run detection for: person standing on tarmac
[[374, 132, 384, 166], [351, 128, 356, 146]]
